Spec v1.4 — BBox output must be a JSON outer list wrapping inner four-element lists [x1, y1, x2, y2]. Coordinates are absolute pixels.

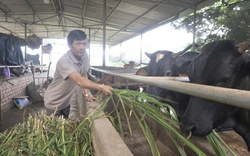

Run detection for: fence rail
[[91, 67, 250, 110]]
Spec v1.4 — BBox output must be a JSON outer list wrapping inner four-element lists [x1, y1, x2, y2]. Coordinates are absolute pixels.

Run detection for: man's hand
[[85, 96, 96, 102], [99, 84, 113, 95]]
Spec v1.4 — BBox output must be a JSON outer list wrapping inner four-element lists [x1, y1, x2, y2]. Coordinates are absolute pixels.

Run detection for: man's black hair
[[67, 30, 87, 45]]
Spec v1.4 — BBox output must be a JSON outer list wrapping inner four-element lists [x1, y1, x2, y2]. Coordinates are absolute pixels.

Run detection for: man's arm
[[82, 71, 90, 96], [68, 71, 112, 95], [82, 71, 96, 101]]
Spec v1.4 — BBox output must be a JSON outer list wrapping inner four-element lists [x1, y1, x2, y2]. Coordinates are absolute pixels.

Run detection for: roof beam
[[0, 25, 17, 35], [108, 3, 159, 42], [51, 0, 67, 34], [136, 0, 190, 8], [0, 1, 11, 14], [0, 20, 132, 32], [0, 1, 34, 36], [93, 0, 124, 37], [51, 0, 61, 25], [62, 13, 137, 32], [58, 0, 67, 33], [81, 0, 88, 26], [7, 15, 34, 35], [35, 14, 58, 23], [23, 0, 52, 37]]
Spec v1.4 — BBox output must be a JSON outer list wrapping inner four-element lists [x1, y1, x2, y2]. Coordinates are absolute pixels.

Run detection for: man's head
[[67, 30, 87, 45], [67, 30, 88, 60]]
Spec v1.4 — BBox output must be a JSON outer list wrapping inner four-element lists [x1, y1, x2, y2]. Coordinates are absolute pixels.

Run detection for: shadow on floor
[[0, 100, 45, 132]]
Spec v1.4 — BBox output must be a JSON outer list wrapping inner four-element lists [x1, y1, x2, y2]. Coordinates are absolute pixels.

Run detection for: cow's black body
[[180, 40, 250, 151], [146, 48, 199, 116]]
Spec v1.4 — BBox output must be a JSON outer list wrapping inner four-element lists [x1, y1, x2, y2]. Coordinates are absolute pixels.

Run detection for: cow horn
[[173, 51, 183, 58], [173, 43, 200, 58], [237, 41, 250, 54], [145, 52, 151, 58]]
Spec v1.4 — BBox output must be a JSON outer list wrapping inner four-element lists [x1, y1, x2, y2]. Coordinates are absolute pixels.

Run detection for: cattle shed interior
[[0, 0, 220, 122], [2, 0, 250, 156]]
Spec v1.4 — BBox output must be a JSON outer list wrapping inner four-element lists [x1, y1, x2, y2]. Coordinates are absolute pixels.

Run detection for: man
[[44, 30, 112, 118]]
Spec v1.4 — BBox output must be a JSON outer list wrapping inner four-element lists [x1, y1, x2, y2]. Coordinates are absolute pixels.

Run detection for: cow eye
[[221, 77, 230, 83], [165, 71, 171, 76]]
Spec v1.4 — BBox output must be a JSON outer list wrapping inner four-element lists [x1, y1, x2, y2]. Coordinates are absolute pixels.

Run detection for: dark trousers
[[45, 105, 70, 119]]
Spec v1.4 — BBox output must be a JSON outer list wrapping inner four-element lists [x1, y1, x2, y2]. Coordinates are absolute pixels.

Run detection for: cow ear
[[145, 52, 151, 58], [242, 52, 250, 74], [236, 41, 250, 54], [173, 52, 181, 58], [179, 61, 192, 76]]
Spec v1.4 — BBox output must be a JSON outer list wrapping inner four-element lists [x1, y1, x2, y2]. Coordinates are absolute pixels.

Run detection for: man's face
[[69, 39, 88, 60]]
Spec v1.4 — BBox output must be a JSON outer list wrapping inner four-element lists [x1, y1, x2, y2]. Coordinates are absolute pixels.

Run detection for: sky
[[109, 23, 193, 65], [22, 23, 194, 69]]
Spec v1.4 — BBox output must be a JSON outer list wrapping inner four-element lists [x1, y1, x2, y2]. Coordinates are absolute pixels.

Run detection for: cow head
[[180, 40, 250, 136], [145, 50, 174, 77], [172, 52, 199, 76], [145, 50, 174, 96]]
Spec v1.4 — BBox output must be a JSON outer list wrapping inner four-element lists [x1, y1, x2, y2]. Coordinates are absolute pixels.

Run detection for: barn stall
[[89, 65, 250, 156], [1, 0, 250, 155]]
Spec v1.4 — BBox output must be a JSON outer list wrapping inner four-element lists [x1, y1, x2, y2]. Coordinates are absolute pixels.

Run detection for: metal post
[[30, 62, 36, 104], [140, 32, 143, 67], [24, 23, 27, 61], [89, 28, 91, 63], [102, 0, 106, 67], [192, 5, 197, 50]]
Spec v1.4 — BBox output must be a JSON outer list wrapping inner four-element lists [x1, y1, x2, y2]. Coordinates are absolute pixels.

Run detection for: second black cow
[[146, 45, 199, 116], [180, 40, 250, 151]]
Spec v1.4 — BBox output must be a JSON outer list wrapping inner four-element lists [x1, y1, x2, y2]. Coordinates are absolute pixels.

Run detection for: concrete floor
[[0, 99, 45, 132], [0, 71, 53, 132]]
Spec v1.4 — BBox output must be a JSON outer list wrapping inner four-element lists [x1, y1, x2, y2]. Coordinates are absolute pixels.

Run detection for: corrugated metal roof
[[0, 0, 217, 46]]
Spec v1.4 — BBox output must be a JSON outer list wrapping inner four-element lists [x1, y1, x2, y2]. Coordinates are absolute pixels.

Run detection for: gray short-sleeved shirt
[[44, 50, 90, 111]]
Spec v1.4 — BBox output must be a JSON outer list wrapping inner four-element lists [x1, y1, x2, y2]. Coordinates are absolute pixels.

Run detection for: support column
[[192, 5, 197, 50], [102, 0, 106, 67], [140, 32, 143, 67], [25, 23, 27, 61], [89, 28, 91, 62]]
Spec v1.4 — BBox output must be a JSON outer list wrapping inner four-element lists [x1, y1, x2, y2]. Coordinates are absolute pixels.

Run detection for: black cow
[[146, 50, 173, 97], [146, 45, 199, 116], [180, 40, 250, 151]]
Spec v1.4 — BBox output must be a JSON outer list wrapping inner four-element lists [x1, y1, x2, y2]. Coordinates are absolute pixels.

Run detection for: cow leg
[[233, 123, 250, 151], [227, 115, 250, 151], [168, 92, 190, 117], [216, 116, 250, 151]]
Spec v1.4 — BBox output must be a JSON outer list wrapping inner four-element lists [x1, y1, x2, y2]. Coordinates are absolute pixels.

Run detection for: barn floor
[[0, 99, 45, 132]]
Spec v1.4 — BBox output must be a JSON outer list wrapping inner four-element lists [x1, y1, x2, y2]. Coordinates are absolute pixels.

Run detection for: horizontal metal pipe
[[91, 67, 250, 110], [0, 66, 23, 68], [0, 65, 46, 68]]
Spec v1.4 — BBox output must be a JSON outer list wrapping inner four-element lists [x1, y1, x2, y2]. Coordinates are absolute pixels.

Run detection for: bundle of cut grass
[[0, 111, 94, 156]]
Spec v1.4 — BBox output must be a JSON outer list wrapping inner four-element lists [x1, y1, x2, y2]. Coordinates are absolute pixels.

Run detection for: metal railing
[[91, 67, 250, 110]]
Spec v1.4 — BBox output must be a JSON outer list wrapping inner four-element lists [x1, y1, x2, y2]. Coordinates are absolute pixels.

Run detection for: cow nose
[[165, 71, 171, 76]]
